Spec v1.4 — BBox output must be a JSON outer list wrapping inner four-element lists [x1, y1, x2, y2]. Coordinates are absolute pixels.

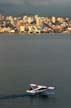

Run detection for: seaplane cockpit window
[[38, 88, 47, 90]]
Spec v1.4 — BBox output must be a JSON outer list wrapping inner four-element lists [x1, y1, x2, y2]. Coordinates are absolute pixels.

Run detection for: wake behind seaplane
[[26, 84, 55, 96]]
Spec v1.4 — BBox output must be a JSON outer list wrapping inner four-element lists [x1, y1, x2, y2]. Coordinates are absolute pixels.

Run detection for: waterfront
[[0, 34, 71, 108]]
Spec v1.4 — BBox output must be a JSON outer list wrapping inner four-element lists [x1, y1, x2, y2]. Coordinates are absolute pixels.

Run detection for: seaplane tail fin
[[29, 84, 38, 90], [48, 87, 55, 90]]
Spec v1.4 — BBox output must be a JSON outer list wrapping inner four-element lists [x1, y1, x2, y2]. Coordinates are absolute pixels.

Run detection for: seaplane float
[[26, 84, 55, 96]]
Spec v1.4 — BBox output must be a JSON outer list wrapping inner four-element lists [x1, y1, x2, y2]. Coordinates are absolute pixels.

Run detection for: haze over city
[[0, 0, 71, 5], [0, 0, 71, 16]]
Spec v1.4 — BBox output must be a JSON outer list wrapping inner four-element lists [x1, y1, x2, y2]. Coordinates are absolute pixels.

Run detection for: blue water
[[0, 34, 71, 108]]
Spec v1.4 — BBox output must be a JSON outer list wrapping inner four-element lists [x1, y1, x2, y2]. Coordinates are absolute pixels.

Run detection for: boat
[[26, 84, 55, 96]]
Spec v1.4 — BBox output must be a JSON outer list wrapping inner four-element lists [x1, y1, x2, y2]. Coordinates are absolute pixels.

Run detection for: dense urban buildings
[[0, 14, 71, 34]]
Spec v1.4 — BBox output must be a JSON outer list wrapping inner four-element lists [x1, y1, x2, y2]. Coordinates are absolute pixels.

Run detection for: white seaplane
[[26, 84, 55, 96]]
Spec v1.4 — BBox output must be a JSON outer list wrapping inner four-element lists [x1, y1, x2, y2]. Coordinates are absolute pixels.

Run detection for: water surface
[[0, 34, 71, 108]]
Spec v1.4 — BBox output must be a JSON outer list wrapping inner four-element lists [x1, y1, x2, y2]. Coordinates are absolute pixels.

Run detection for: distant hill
[[0, 2, 37, 16], [0, 9, 8, 16], [0, 3, 17, 16], [0, 2, 71, 17]]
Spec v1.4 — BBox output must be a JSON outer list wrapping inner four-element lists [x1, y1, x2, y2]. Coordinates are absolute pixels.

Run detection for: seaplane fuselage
[[26, 84, 55, 95]]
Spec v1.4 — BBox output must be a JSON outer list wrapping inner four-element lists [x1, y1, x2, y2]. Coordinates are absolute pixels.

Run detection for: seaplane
[[26, 84, 55, 96]]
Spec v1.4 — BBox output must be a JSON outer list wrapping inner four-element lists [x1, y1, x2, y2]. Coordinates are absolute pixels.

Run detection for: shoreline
[[0, 32, 71, 35]]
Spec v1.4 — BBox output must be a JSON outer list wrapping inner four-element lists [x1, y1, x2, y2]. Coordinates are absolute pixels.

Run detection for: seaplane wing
[[29, 84, 47, 90], [29, 84, 55, 90]]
